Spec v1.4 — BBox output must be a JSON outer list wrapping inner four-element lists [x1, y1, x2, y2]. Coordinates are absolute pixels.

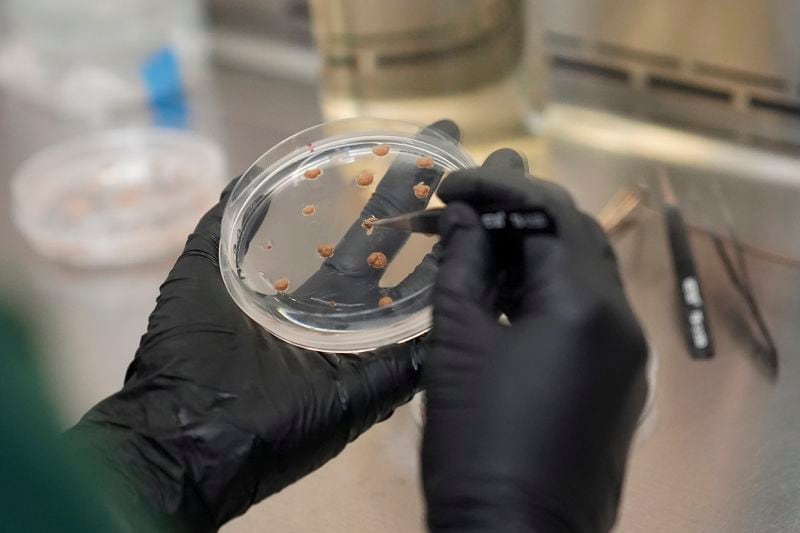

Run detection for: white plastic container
[[12, 128, 227, 267]]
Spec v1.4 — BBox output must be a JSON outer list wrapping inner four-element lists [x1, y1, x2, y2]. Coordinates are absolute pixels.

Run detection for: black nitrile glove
[[422, 149, 649, 533], [65, 120, 460, 533]]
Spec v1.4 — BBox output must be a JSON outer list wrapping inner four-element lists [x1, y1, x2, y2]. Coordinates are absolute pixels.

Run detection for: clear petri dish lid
[[220, 117, 475, 353]]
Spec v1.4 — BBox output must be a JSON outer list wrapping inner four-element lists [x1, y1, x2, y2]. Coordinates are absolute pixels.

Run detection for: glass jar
[[309, 0, 546, 143]]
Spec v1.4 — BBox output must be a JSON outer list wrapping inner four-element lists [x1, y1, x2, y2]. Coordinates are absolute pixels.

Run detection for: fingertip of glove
[[219, 173, 247, 204], [436, 168, 484, 203], [481, 148, 528, 175], [427, 119, 460, 143]]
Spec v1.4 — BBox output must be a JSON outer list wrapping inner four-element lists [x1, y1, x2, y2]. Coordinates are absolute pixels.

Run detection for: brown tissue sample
[[273, 278, 290, 292], [413, 182, 431, 199], [416, 156, 434, 169], [317, 244, 335, 258], [372, 144, 390, 156], [368, 252, 388, 269], [304, 168, 322, 180], [378, 296, 394, 308], [302, 204, 316, 216], [362, 215, 378, 235], [356, 170, 374, 187]]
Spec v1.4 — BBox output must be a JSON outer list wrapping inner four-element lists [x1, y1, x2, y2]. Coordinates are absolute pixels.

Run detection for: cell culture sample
[[368, 252, 388, 269], [304, 168, 322, 180], [413, 182, 431, 199], [378, 296, 394, 308], [273, 278, 290, 292], [356, 170, 374, 187], [416, 156, 434, 169], [317, 244, 335, 258], [302, 204, 316, 216], [372, 144, 390, 156]]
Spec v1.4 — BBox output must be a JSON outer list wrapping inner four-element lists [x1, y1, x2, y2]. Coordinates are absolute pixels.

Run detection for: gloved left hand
[[65, 120, 460, 533]]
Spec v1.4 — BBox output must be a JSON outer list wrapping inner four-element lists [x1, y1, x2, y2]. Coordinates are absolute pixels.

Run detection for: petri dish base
[[220, 118, 474, 353]]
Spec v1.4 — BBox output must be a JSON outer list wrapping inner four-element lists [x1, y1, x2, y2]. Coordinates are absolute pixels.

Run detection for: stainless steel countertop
[[2, 66, 799, 533]]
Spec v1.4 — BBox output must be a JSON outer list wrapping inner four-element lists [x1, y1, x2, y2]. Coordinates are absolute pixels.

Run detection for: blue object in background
[[141, 47, 189, 129]]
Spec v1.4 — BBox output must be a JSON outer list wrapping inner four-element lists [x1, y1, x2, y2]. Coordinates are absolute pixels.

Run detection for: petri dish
[[220, 118, 475, 353], [11, 128, 227, 267]]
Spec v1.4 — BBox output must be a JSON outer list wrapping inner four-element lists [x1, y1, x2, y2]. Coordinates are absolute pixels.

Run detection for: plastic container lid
[[11, 128, 227, 267], [220, 118, 475, 353]]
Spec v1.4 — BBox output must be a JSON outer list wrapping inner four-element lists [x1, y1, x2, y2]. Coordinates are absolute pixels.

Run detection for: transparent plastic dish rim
[[219, 117, 476, 353]]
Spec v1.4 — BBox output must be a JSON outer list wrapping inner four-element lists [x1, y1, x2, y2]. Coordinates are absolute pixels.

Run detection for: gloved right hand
[[422, 149, 649, 532]]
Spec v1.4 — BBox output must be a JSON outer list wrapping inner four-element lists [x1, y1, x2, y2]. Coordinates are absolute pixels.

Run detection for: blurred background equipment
[[11, 128, 226, 267], [211, 0, 800, 151], [306, 0, 539, 142], [210, 0, 317, 81], [210, 0, 544, 142], [545, 0, 800, 150], [0, 0, 208, 119]]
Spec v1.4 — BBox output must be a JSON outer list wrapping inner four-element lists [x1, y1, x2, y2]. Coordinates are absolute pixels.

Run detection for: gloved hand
[[65, 120, 460, 533], [422, 149, 649, 533]]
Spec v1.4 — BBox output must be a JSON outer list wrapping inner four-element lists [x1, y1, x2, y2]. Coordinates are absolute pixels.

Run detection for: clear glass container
[[220, 118, 475, 353], [308, 0, 540, 143]]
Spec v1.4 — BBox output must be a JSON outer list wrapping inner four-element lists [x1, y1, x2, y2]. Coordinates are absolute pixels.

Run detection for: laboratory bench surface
[[2, 65, 800, 533]]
